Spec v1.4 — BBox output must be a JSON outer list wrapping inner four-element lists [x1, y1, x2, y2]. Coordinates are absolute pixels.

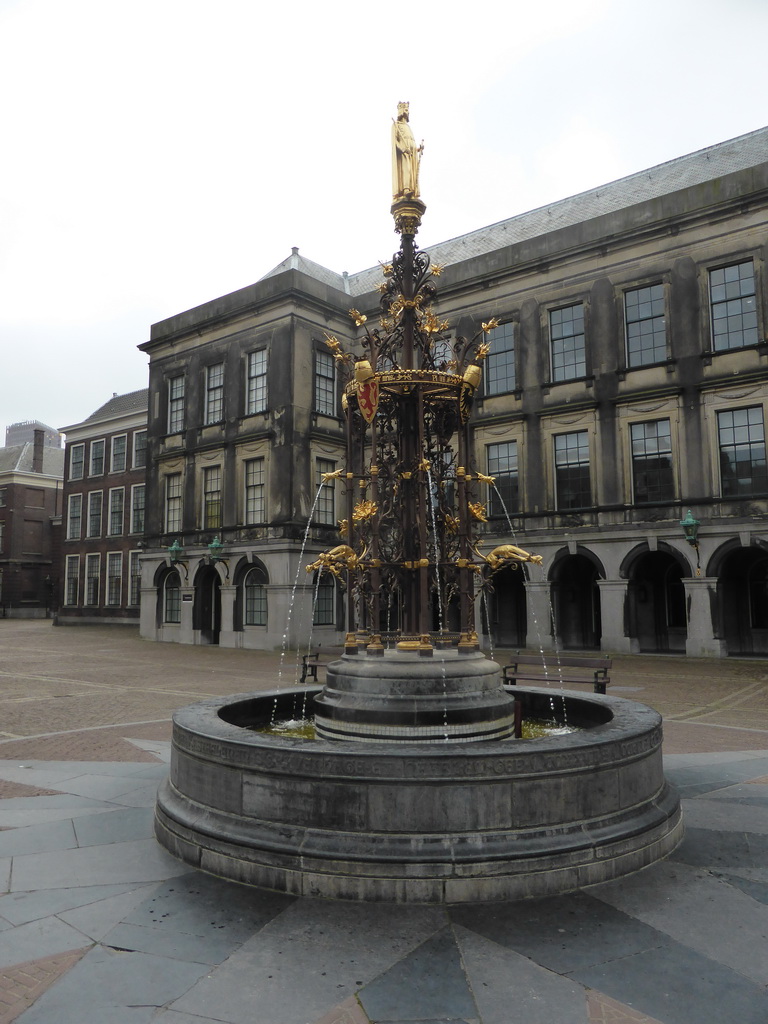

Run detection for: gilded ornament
[[322, 468, 344, 482], [349, 308, 368, 327], [475, 472, 496, 485], [338, 519, 349, 538], [431, 263, 444, 277], [481, 318, 499, 334], [468, 501, 488, 522], [444, 513, 459, 533], [352, 500, 378, 522], [475, 342, 491, 361]]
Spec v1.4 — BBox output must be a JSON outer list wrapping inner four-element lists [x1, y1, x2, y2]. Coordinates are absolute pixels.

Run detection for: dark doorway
[[195, 566, 221, 645], [552, 554, 602, 650], [629, 551, 686, 653], [488, 566, 527, 648], [718, 547, 768, 655]]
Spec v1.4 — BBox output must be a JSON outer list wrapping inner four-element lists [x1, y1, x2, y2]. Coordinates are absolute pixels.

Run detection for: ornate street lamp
[[207, 536, 230, 579], [680, 510, 701, 576]]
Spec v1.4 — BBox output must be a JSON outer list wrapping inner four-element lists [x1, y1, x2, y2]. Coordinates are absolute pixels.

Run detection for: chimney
[[33, 429, 44, 473]]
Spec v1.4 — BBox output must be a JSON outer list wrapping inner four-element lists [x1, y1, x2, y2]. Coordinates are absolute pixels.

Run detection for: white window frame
[[246, 350, 268, 415], [69, 444, 85, 481], [111, 434, 127, 473], [89, 439, 105, 476], [65, 555, 80, 605], [67, 494, 83, 540], [132, 430, 147, 469], [165, 474, 182, 533], [128, 550, 142, 607], [205, 363, 225, 425], [130, 484, 145, 534], [85, 553, 100, 606], [168, 375, 185, 434], [107, 552, 123, 607], [87, 491, 103, 538], [108, 487, 124, 536]]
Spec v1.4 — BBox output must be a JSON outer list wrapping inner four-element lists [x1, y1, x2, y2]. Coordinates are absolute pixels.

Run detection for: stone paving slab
[[0, 624, 768, 1021]]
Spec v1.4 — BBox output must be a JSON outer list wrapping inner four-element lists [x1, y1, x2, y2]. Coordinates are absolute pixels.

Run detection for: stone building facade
[[138, 126, 768, 657], [58, 391, 148, 624], [0, 431, 64, 616]]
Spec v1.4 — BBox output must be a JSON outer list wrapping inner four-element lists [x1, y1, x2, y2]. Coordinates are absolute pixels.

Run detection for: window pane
[[244, 567, 267, 625], [625, 283, 666, 367], [203, 467, 222, 529], [554, 431, 591, 509], [314, 351, 336, 415], [90, 440, 105, 476], [133, 431, 147, 469], [710, 260, 759, 351], [111, 435, 127, 473], [486, 441, 519, 516], [313, 577, 335, 625], [247, 350, 268, 414], [315, 458, 336, 525], [109, 489, 124, 535], [485, 322, 516, 395], [631, 420, 674, 503], [165, 474, 182, 533], [168, 376, 185, 433], [550, 304, 586, 381], [70, 445, 84, 481], [164, 571, 181, 623], [205, 364, 224, 424], [718, 406, 768, 496], [245, 458, 265, 523]]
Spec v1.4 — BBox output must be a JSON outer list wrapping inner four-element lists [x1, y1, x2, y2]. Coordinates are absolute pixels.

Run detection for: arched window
[[164, 570, 181, 623], [244, 567, 267, 626]]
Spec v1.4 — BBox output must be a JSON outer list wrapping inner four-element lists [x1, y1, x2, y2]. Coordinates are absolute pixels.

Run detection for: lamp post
[[680, 509, 701, 576]]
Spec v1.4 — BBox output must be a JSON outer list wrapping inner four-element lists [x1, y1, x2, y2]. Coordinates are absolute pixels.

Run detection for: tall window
[[65, 555, 80, 605], [69, 444, 85, 481], [246, 350, 268, 414], [314, 351, 336, 415], [165, 474, 182, 533], [245, 458, 265, 523], [718, 406, 768, 496], [550, 303, 586, 381], [315, 458, 336, 525], [129, 551, 141, 607], [85, 553, 100, 606], [485, 322, 516, 395], [108, 488, 124, 536], [554, 431, 591, 510], [107, 553, 122, 606], [87, 492, 102, 538], [631, 420, 674, 504], [133, 430, 147, 469], [111, 435, 127, 473], [486, 441, 518, 517], [90, 439, 105, 476], [203, 466, 222, 529], [131, 484, 145, 534], [67, 494, 83, 540], [244, 566, 267, 625], [164, 570, 181, 623], [710, 260, 758, 352], [313, 574, 335, 625], [625, 284, 666, 367], [205, 363, 225, 424], [168, 376, 185, 433]]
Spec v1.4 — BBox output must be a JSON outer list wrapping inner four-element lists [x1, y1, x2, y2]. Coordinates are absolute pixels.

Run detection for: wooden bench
[[300, 647, 345, 684], [503, 653, 611, 694]]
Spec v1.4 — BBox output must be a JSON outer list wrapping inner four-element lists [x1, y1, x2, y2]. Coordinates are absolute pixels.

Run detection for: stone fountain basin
[[155, 686, 682, 903]]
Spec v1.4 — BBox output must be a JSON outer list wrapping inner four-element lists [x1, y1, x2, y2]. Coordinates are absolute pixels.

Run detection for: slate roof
[[83, 389, 149, 423], [0, 443, 65, 477], [258, 125, 768, 297]]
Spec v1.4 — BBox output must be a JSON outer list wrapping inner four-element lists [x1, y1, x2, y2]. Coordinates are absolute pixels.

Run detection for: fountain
[[155, 105, 682, 902]]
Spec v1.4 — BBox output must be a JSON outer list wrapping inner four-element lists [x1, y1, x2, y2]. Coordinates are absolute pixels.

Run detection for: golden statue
[[392, 102, 423, 201], [483, 544, 544, 570]]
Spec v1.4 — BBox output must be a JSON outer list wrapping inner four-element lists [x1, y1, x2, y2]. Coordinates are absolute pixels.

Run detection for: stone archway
[[486, 565, 527, 648], [627, 549, 687, 653], [550, 552, 602, 650], [716, 545, 768, 655], [194, 564, 222, 645]]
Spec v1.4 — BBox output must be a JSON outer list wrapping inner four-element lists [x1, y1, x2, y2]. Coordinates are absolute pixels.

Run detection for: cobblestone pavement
[[0, 621, 765, 1023]]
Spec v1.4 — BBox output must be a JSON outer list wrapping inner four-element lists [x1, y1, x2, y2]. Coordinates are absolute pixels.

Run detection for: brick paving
[[0, 949, 90, 1024]]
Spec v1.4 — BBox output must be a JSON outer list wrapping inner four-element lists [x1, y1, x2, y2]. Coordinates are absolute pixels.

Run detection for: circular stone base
[[313, 649, 516, 743], [154, 686, 683, 903]]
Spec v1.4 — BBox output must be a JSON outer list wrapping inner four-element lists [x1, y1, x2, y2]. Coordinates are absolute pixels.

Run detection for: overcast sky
[[2, 0, 768, 442]]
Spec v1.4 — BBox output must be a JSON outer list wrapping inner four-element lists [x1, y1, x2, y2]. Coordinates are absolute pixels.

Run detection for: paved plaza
[[0, 620, 766, 1023]]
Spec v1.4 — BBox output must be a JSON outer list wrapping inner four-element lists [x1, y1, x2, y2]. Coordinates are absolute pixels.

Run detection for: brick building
[[58, 390, 148, 624], [137, 126, 768, 657], [0, 431, 64, 616]]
